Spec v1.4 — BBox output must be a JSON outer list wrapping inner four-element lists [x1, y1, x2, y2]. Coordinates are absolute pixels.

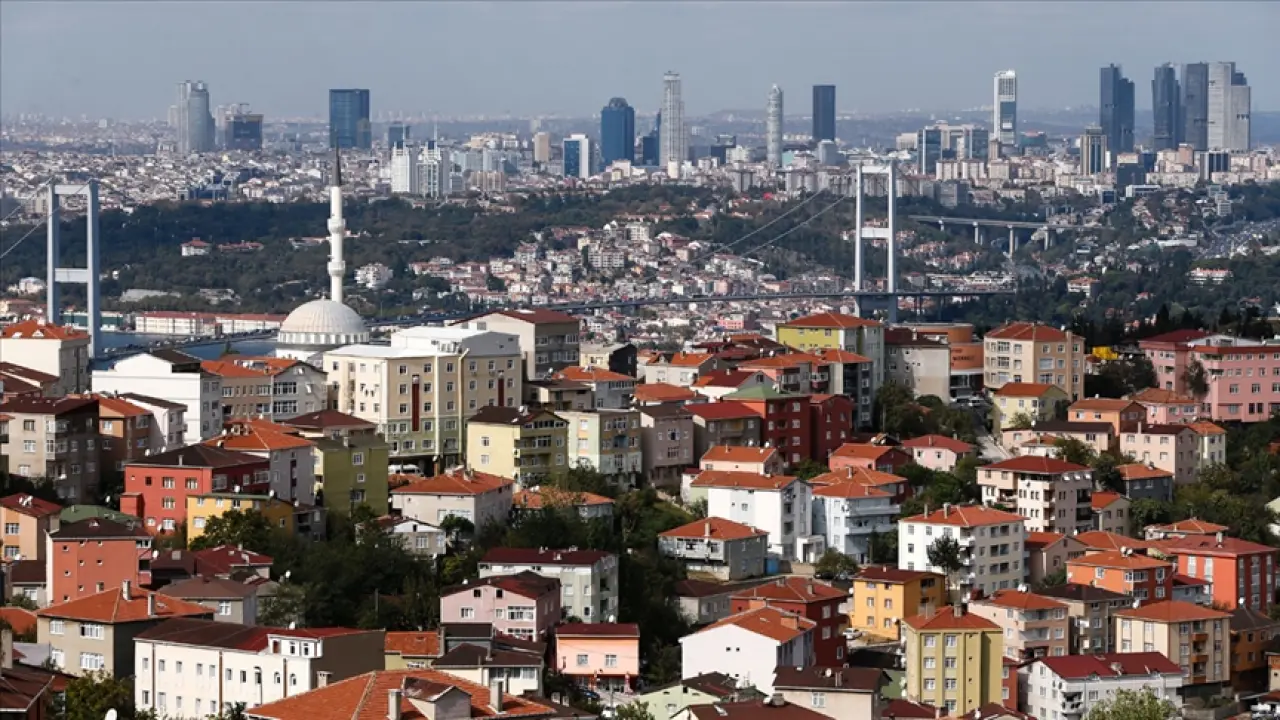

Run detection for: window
[[80, 652, 105, 671], [2, 523, 19, 535], [576, 654, 589, 666], [605, 654, 618, 668], [218, 601, 232, 616], [81, 623, 106, 639], [810, 693, 826, 708], [460, 607, 475, 619]]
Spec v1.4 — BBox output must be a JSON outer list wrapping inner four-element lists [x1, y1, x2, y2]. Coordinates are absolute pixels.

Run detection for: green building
[[314, 434, 391, 516]]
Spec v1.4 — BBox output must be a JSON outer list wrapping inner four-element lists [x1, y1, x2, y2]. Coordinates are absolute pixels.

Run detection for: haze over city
[[2, 1, 1279, 119]]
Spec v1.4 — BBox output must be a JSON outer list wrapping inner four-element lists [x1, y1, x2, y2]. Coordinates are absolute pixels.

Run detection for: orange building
[[1230, 607, 1280, 692], [47, 517, 152, 605], [1158, 534, 1278, 613], [1066, 550, 1173, 603], [1065, 398, 1147, 436], [0, 492, 62, 562], [828, 443, 912, 473]]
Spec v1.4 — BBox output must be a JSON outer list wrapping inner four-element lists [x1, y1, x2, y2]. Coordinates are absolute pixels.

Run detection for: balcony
[[1192, 632, 1208, 642], [1190, 653, 1209, 664]]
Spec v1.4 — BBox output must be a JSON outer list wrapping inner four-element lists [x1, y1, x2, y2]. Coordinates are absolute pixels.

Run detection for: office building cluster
[[1144, 62, 1252, 153]]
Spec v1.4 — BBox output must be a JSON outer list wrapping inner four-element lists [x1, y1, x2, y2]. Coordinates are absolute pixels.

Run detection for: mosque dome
[[276, 299, 369, 359]]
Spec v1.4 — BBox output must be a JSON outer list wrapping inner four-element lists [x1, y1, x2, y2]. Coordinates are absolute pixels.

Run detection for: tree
[[212, 704, 249, 720], [1035, 569, 1067, 590], [813, 549, 858, 580], [615, 702, 659, 720], [792, 459, 829, 481], [1007, 412, 1035, 430], [438, 515, 476, 546], [1053, 437, 1098, 467], [1183, 360, 1209, 398], [64, 671, 139, 720], [6, 594, 38, 611], [1084, 688, 1178, 720], [926, 536, 964, 602], [189, 509, 274, 552]]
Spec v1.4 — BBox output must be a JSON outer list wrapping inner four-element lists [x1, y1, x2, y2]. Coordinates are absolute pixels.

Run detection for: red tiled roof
[[1186, 420, 1226, 436], [1067, 550, 1169, 571], [1113, 599, 1230, 623], [686, 401, 759, 421], [392, 470, 513, 496], [813, 348, 873, 364], [490, 308, 580, 325], [808, 466, 905, 489], [512, 488, 614, 510], [901, 505, 1026, 528], [690, 470, 797, 490], [830, 443, 901, 460], [665, 352, 715, 368], [1037, 652, 1181, 679], [1073, 531, 1151, 552], [900, 435, 974, 454], [992, 382, 1059, 397], [692, 370, 761, 389], [1137, 329, 1209, 346], [1115, 463, 1173, 480], [1070, 398, 1143, 413], [1091, 491, 1126, 510], [1131, 388, 1197, 405], [985, 322, 1069, 342], [385, 631, 442, 658], [190, 545, 273, 575], [903, 607, 999, 631], [982, 456, 1089, 474], [555, 366, 635, 383], [1024, 531, 1067, 550], [660, 517, 768, 542], [702, 445, 778, 464], [555, 622, 639, 638], [975, 590, 1067, 612], [37, 587, 213, 624], [1148, 518, 1229, 535], [694, 606, 815, 644], [1158, 534, 1276, 558], [812, 483, 891, 499], [0, 607, 37, 635], [200, 356, 308, 379], [731, 576, 845, 603], [0, 493, 62, 518], [783, 312, 881, 329], [634, 383, 698, 402], [854, 566, 943, 584], [0, 319, 88, 340]]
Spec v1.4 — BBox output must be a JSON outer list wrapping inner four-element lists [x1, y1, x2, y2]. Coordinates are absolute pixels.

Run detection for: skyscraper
[[329, 89, 372, 150], [563, 134, 592, 178], [388, 123, 411, 148], [660, 72, 686, 176], [532, 132, 551, 165], [766, 85, 784, 167], [1207, 62, 1251, 151], [600, 97, 636, 166], [175, 81, 214, 154], [1181, 63, 1210, 151], [1152, 64, 1181, 151], [223, 110, 264, 151], [1080, 125, 1108, 176], [390, 144, 419, 195], [1100, 65, 1135, 154], [993, 70, 1018, 146], [812, 85, 836, 142]]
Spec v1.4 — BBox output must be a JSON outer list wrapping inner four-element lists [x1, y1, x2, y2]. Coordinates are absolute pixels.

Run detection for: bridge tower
[[852, 161, 899, 322], [46, 182, 102, 358]]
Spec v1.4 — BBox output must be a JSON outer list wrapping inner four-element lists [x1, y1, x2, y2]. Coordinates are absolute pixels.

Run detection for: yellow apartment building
[[776, 311, 885, 389], [982, 322, 1086, 400], [903, 606, 1004, 716], [849, 566, 946, 642], [324, 326, 524, 471], [466, 406, 569, 484], [1112, 600, 1232, 689], [991, 382, 1069, 432], [186, 492, 298, 540]]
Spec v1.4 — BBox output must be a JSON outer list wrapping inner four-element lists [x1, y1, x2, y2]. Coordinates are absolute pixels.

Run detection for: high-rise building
[[532, 132, 551, 165], [660, 72, 687, 176], [175, 81, 214, 155], [993, 71, 1018, 146], [222, 108, 263, 152], [417, 143, 449, 198], [766, 85, 784, 167], [1081, 125, 1108, 176], [390, 145, 419, 195], [329, 89, 372, 150], [388, 123, 411, 148], [1207, 62, 1251, 151], [917, 123, 990, 175], [563, 134, 592, 178], [812, 85, 836, 142], [1152, 64, 1181, 151], [1100, 65, 1135, 154], [600, 97, 635, 166], [1181, 63, 1210, 151]]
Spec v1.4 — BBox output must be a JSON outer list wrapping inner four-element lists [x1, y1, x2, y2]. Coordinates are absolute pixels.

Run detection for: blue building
[[812, 85, 836, 142], [329, 89, 372, 149], [600, 97, 635, 166], [562, 134, 591, 178]]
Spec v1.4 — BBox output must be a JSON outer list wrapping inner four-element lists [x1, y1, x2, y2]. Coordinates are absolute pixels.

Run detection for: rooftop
[[1113, 600, 1231, 623], [1037, 652, 1181, 679], [903, 607, 999, 631], [38, 586, 213, 624], [693, 606, 816, 644], [660, 517, 768, 542]]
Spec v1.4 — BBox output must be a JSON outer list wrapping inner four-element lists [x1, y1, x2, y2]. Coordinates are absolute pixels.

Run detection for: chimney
[[768, 694, 786, 708], [952, 604, 962, 618], [317, 671, 332, 687], [705, 521, 712, 537], [1216, 531, 1224, 546], [490, 678, 504, 710], [121, 580, 132, 601], [388, 689, 402, 720], [943, 503, 951, 518], [147, 593, 156, 617], [780, 615, 798, 629]]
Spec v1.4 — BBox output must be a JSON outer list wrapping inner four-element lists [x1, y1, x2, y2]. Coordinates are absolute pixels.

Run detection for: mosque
[[276, 150, 370, 362]]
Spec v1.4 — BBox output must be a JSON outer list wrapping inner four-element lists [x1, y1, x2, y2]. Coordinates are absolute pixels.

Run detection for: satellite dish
[[288, 621, 296, 629], [106, 710, 119, 720], [283, 570, 291, 580]]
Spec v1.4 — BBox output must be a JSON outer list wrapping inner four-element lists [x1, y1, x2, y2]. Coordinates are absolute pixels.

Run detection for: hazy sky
[[2, 1, 1277, 120]]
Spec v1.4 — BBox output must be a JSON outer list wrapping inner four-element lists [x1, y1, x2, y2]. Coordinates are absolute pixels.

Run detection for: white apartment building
[[899, 505, 1027, 599], [200, 357, 328, 421], [978, 456, 1094, 535], [679, 607, 815, 695], [133, 618, 384, 717], [0, 319, 92, 394], [812, 483, 899, 565], [1023, 653, 1184, 720], [92, 350, 222, 441], [390, 144, 420, 194], [390, 469, 514, 529], [478, 547, 618, 622], [115, 393, 188, 455], [692, 473, 821, 563]]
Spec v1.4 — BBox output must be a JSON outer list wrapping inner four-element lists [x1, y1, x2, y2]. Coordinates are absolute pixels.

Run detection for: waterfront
[[94, 332, 277, 368]]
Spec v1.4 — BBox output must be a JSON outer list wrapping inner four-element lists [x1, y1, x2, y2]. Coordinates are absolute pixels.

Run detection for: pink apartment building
[[1140, 331, 1280, 423], [554, 622, 641, 693], [440, 571, 561, 640], [1131, 388, 1200, 424], [1117, 423, 1200, 486]]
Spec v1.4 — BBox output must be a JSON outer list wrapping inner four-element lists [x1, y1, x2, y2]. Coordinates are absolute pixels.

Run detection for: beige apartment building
[[640, 404, 694, 488], [978, 456, 1093, 535], [466, 406, 569, 484], [969, 590, 1070, 661], [201, 356, 328, 421], [0, 319, 92, 395], [559, 409, 643, 485], [1036, 584, 1132, 654], [324, 326, 523, 471], [453, 308, 581, 380], [0, 492, 62, 562], [0, 396, 100, 503], [1113, 600, 1232, 689], [983, 322, 1086, 401], [390, 468, 514, 528], [885, 329, 953, 399]]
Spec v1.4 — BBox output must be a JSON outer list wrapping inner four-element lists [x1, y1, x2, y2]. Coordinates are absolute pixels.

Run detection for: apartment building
[[0, 396, 100, 503], [1066, 398, 1146, 435], [982, 322, 1085, 400], [479, 547, 618, 622], [775, 312, 885, 391], [969, 590, 1070, 661], [902, 606, 1004, 716], [634, 382, 699, 407], [1115, 463, 1175, 502], [700, 445, 784, 475], [639, 405, 694, 489], [691, 370, 772, 402], [37, 583, 213, 677], [901, 435, 975, 473], [1112, 600, 1232, 689], [809, 466, 909, 504], [580, 342, 637, 378], [1023, 532, 1087, 588], [1023, 653, 1183, 720], [525, 378, 595, 412], [990, 383, 1069, 433], [1161, 533, 1277, 613], [1035, 584, 1131, 654], [0, 319, 91, 395], [1065, 550, 1174, 603], [466, 406, 569, 484], [1188, 420, 1227, 469], [774, 666, 886, 720], [812, 482, 898, 564], [453, 308, 582, 380], [559, 409, 643, 485], [1131, 387, 1199, 424], [642, 352, 727, 388], [885, 329, 953, 399], [1139, 330, 1280, 423], [554, 367, 635, 409], [511, 487, 614, 521], [114, 393, 187, 456], [390, 468, 513, 528], [898, 505, 1027, 599], [121, 444, 268, 534], [203, 421, 316, 505], [978, 456, 1093, 535], [848, 566, 946, 643], [828, 443, 912, 474], [133, 618, 384, 714], [813, 348, 876, 429], [693, 472, 818, 562], [658, 517, 769, 581], [680, 607, 815, 695], [723, 386, 812, 469], [87, 394, 155, 472], [1091, 492, 1131, 535], [0, 492, 62, 562], [1118, 423, 1199, 486], [0, 360, 58, 398], [553, 623, 641, 693], [324, 327, 524, 470], [92, 350, 222, 442], [200, 356, 327, 421], [731, 577, 847, 665], [46, 517, 153, 604], [439, 571, 561, 639], [688, 402, 763, 459]]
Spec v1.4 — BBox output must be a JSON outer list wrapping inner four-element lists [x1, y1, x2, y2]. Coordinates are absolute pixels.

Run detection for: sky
[[2, 1, 1278, 120]]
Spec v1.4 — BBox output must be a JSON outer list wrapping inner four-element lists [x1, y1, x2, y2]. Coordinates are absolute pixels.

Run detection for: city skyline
[[2, 2, 1278, 119]]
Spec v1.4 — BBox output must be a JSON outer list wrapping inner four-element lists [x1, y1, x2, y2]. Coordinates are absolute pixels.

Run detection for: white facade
[[418, 147, 450, 198], [355, 263, 393, 290], [391, 485, 514, 530], [390, 144, 420, 194], [679, 618, 813, 695], [117, 395, 187, 455], [1022, 657, 1183, 720], [661, 71, 687, 177], [705, 479, 814, 561], [812, 489, 899, 565], [562, 134, 592, 178], [898, 507, 1027, 599], [766, 85, 783, 168], [1207, 62, 1251, 152], [93, 354, 222, 441], [478, 553, 619, 622]]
